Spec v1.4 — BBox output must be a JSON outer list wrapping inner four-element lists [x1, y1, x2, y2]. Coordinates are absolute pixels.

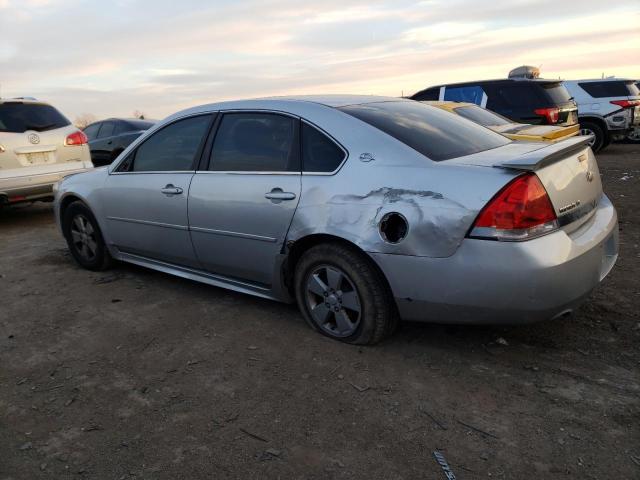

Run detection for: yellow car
[[424, 101, 580, 142]]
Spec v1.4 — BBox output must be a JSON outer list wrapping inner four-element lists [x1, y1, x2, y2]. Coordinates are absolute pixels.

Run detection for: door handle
[[265, 188, 296, 201], [161, 184, 183, 195]]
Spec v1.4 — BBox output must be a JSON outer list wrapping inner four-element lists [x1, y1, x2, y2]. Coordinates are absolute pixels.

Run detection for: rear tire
[[62, 201, 112, 271], [580, 121, 606, 152], [294, 243, 397, 345]]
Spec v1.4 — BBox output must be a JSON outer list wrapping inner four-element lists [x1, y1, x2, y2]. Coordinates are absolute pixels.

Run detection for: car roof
[[564, 78, 635, 83], [166, 95, 411, 121], [412, 78, 563, 97], [97, 117, 156, 124], [0, 97, 50, 106]]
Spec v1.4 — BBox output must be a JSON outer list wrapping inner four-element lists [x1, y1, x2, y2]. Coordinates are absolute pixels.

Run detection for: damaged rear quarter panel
[[288, 158, 517, 258]]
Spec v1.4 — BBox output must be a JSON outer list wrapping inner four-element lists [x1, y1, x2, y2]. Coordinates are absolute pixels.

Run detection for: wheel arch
[[282, 233, 396, 304], [58, 193, 88, 222], [579, 115, 608, 134]]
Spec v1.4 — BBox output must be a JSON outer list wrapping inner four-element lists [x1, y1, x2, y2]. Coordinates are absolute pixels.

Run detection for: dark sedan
[[83, 118, 154, 166]]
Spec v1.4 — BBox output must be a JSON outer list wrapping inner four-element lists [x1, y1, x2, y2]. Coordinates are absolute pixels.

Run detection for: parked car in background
[[55, 96, 617, 345], [410, 77, 578, 132], [628, 80, 640, 143], [0, 97, 92, 206], [84, 118, 154, 166], [563, 78, 640, 151], [424, 101, 579, 143]]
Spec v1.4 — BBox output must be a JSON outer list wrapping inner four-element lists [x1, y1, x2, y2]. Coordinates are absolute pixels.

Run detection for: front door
[[102, 114, 213, 267], [188, 112, 301, 285]]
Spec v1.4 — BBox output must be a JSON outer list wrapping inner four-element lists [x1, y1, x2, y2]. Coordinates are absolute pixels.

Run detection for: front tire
[[62, 201, 112, 271], [294, 243, 396, 345], [580, 121, 606, 152]]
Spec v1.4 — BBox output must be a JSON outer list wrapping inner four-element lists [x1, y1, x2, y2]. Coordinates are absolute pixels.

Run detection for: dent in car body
[[287, 180, 478, 258]]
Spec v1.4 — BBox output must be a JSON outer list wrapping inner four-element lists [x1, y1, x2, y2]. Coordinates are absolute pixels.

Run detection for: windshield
[[453, 105, 512, 126], [0, 102, 70, 133], [339, 101, 510, 161]]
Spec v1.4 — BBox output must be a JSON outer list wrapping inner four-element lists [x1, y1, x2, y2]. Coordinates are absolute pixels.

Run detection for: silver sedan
[[54, 96, 619, 344]]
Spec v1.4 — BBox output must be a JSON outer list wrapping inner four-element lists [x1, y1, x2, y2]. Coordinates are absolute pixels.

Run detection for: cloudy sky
[[1, 0, 638, 122]]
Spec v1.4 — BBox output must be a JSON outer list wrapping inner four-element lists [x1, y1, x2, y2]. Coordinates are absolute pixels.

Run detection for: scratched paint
[[288, 185, 476, 258]]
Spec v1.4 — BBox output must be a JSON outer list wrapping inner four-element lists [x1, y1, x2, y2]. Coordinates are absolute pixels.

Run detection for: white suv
[[0, 98, 93, 206], [563, 78, 640, 152]]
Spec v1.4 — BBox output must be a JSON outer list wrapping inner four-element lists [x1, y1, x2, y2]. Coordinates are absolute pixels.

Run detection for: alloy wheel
[[580, 128, 596, 147], [627, 128, 640, 142], [70, 214, 98, 261], [305, 265, 362, 338]]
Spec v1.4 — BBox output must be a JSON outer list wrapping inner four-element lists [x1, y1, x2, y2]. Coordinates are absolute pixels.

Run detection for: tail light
[[65, 130, 88, 146], [610, 99, 640, 109], [534, 107, 560, 124], [468, 173, 558, 241]]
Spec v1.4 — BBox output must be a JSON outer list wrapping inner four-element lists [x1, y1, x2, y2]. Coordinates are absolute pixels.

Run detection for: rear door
[[102, 114, 213, 267], [188, 111, 301, 285], [90, 121, 117, 166]]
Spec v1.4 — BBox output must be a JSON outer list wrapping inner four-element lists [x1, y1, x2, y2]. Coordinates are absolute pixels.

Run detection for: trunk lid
[[450, 137, 602, 231]]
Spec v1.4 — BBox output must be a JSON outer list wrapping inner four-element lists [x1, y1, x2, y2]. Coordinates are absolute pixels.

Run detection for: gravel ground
[[1, 143, 639, 479]]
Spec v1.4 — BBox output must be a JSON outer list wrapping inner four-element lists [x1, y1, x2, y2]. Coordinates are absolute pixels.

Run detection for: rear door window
[[121, 115, 211, 172], [97, 122, 115, 139], [209, 113, 299, 172], [339, 101, 510, 162], [0, 103, 70, 133], [579, 81, 640, 98], [301, 123, 345, 172]]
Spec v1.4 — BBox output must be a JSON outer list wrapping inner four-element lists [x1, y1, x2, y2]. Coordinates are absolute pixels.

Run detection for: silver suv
[[563, 78, 640, 152], [0, 98, 93, 206]]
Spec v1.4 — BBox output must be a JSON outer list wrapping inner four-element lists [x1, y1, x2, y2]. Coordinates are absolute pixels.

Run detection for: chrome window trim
[[110, 170, 196, 175], [195, 171, 299, 176]]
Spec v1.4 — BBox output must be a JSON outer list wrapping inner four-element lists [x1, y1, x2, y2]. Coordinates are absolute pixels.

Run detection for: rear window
[[539, 82, 573, 103], [453, 105, 512, 126], [339, 101, 510, 162], [579, 81, 640, 98], [0, 103, 70, 133]]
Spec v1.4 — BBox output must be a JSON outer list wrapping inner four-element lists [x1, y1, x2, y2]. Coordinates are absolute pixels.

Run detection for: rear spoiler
[[497, 136, 591, 171]]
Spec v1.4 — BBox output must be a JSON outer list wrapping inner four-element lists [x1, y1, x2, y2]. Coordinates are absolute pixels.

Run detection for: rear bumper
[[0, 165, 92, 203], [371, 194, 618, 324]]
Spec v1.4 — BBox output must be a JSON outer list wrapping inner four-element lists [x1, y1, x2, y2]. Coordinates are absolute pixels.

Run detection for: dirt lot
[[1, 144, 639, 479]]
